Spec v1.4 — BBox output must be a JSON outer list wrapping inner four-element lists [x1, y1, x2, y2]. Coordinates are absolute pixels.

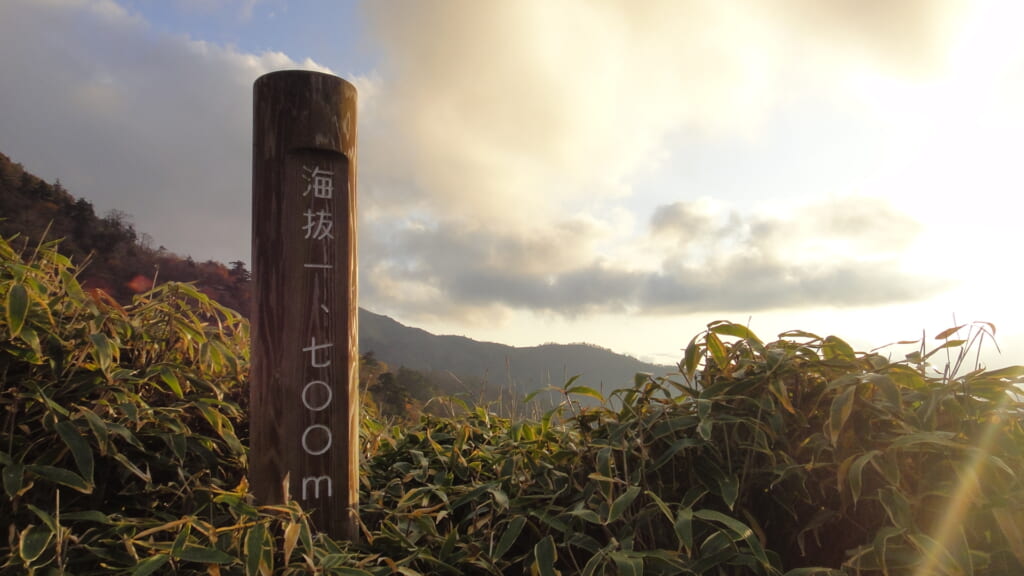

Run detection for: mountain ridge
[[359, 308, 676, 398]]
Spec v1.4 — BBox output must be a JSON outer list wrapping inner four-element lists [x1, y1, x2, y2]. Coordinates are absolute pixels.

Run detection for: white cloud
[[352, 1, 972, 323], [360, 0, 968, 226], [0, 0, 987, 338], [0, 0, 327, 263]]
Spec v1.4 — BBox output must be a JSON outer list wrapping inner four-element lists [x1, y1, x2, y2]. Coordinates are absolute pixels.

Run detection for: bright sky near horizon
[[1, 0, 1023, 369]]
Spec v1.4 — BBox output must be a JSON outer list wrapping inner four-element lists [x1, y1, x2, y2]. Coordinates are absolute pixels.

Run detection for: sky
[[1, 0, 1023, 370]]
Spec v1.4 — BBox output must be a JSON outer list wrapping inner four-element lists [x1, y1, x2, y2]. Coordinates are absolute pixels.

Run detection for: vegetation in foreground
[[3, 234, 1024, 575]]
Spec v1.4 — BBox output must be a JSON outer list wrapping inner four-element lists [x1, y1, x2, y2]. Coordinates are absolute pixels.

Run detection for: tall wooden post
[[250, 70, 358, 540]]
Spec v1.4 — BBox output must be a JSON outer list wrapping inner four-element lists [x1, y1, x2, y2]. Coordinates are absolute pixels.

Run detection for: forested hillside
[[0, 152, 252, 312]]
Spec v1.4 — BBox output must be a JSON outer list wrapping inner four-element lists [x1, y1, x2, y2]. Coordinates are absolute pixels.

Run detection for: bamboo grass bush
[[3, 232, 1024, 574]]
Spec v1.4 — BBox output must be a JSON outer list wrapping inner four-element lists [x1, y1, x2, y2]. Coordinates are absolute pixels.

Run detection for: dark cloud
[[362, 196, 948, 319]]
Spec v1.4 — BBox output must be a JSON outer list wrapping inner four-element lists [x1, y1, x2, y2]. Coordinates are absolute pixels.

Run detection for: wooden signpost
[[250, 70, 358, 540]]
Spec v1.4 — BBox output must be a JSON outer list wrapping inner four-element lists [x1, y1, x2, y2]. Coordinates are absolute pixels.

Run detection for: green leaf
[[494, 516, 526, 559], [6, 282, 29, 337], [568, 508, 602, 526], [823, 335, 856, 360], [796, 509, 838, 557], [706, 332, 728, 368], [581, 549, 608, 576], [907, 532, 965, 575], [245, 523, 268, 576], [610, 551, 644, 576], [132, 554, 170, 576], [644, 490, 675, 524], [59, 269, 85, 300], [779, 329, 821, 340], [331, 568, 376, 576], [770, 377, 797, 414], [979, 365, 1024, 380], [848, 450, 881, 506], [693, 509, 771, 568], [697, 398, 711, 420], [651, 437, 703, 471], [26, 464, 92, 493], [17, 326, 42, 363], [828, 384, 857, 446], [878, 487, 914, 531], [80, 407, 109, 455], [596, 446, 613, 478], [171, 522, 191, 558], [89, 332, 114, 371], [633, 371, 652, 388], [159, 366, 184, 398], [55, 419, 94, 485], [60, 510, 112, 523], [533, 536, 559, 576], [113, 453, 151, 483], [2, 463, 24, 498], [588, 473, 625, 485], [922, 339, 967, 361], [196, 400, 244, 454], [26, 504, 57, 532], [607, 485, 642, 523], [698, 417, 714, 441], [175, 546, 235, 564], [566, 384, 604, 403], [675, 507, 694, 553], [709, 321, 762, 343], [719, 474, 739, 511], [19, 524, 53, 563], [298, 516, 313, 560], [682, 335, 701, 380], [934, 325, 966, 340]]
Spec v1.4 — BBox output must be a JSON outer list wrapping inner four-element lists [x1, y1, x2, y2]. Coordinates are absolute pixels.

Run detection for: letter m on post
[[303, 475, 333, 500]]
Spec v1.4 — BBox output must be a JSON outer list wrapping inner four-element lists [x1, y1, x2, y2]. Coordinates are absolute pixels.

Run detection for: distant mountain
[[359, 308, 677, 400], [2, 149, 675, 403]]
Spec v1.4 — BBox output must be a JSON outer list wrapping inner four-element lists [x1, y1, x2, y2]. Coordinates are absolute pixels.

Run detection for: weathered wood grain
[[251, 70, 358, 540]]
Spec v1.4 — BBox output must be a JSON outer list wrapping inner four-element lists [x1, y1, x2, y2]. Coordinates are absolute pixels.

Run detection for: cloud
[[0, 0, 964, 328], [359, 0, 968, 223], [0, 0, 326, 263], [749, 0, 969, 76], [362, 196, 947, 320], [353, 0, 966, 322]]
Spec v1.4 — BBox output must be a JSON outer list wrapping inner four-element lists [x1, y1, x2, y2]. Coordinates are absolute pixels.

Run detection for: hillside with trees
[[0, 152, 252, 313]]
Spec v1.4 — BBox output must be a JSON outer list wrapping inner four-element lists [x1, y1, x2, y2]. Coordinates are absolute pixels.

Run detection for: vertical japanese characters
[[300, 164, 335, 500]]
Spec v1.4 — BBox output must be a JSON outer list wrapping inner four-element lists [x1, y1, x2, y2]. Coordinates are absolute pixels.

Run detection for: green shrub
[[355, 329, 1024, 574], [3, 232, 1024, 575], [0, 236, 339, 575]]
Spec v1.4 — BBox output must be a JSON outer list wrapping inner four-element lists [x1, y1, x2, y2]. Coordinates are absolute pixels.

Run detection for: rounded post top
[[253, 69, 357, 158], [255, 69, 358, 95]]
